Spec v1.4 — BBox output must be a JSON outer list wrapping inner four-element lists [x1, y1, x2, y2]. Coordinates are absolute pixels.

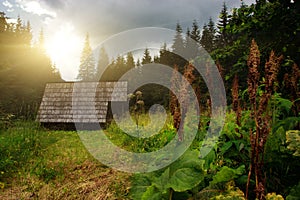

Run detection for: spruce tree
[[159, 43, 169, 65], [24, 21, 32, 46], [77, 33, 96, 81], [15, 15, 22, 40], [216, 2, 229, 47], [171, 22, 187, 72], [188, 20, 201, 59], [125, 52, 135, 69], [142, 48, 152, 64], [0, 12, 7, 32], [184, 27, 193, 60], [172, 22, 184, 55], [95, 47, 109, 80], [124, 52, 135, 81], [200, 17, 216, 53], [190, 20, 201, 42]]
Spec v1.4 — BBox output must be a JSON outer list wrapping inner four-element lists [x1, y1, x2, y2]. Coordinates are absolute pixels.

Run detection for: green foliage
[[266, 193, 284, 200], [286, 181, 300, 200], [31, 160, 64, 183], [286, 130, 300, 157], [130, 150, 205, 199], [0, 122, 131, 198], [211, 181, 245, 200], [167, 167, 203, 192], [0, 121, 42, 181], [210, 165, 245, 186]]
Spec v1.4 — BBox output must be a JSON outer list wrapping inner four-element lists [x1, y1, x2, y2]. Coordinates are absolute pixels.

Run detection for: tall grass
[[105, 113, 176, 153], [0, 121, 42, 181], [0, 121, 131, 199]]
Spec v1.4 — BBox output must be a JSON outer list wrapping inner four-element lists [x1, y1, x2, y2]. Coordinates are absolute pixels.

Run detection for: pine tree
[[172, 22, 184, 55], [113, 55, 126, 80], [124, 52, 135, 81], [171, 22, 187, 71], [95, 47, 109, 80], [184, 27, 193, 60], [188, 20, 201, 59], [0, 12, 8, 32], [15, 15, 22, 35], [190, 20, 201, 42], [125, 52, 135, 69], [77, 33, 96, 81], [184, 28, 191, 48], [24, 21, 32, 46], [142, 48, 152, 64], [216, 2, 229, 47], [200, 17, 216, 53], [159, 43, 169, 65]]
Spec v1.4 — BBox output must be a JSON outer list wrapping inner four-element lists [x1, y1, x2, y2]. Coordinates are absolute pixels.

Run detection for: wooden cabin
[[37, 81, 127, 129]]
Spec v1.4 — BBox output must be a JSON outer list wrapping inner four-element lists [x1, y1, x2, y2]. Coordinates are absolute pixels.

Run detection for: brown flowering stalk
[[246, 39, 283, 200], [246, 40, 260, 200], [247, 40, 260, 113], [170, 65, 181, 132], [178, 63, 195, 141], [170, 63, 195, 141]]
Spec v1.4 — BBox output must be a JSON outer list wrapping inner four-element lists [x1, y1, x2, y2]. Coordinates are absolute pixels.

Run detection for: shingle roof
[[37, 82, 127, 123]]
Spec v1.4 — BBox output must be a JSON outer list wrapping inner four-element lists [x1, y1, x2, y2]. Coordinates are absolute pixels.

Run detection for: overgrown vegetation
[[0, 121, 130, 199], [0, 0, 299, 199]]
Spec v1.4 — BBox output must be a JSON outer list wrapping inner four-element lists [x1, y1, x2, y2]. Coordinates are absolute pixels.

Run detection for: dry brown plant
[[246, 39, 283, 200]]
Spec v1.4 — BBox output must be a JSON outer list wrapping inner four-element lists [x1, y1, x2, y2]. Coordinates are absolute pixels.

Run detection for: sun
[[45, 24, 83, 80]]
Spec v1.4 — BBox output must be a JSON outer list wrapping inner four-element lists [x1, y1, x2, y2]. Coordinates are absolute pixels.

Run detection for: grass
[[0, 121, 131, 199], [0, 111, 202, 199]]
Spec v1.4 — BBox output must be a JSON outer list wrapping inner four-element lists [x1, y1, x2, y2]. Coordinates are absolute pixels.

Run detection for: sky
[[1, 0, 255, 80]]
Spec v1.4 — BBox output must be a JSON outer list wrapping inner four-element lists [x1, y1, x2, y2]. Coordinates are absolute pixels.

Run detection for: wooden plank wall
[[37, 82, 127, 123]]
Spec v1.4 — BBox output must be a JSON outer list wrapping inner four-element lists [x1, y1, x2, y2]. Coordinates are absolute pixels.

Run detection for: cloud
[[46, 0, 255, 43], [3, 0, 13, 8], [40, 0, 67, 10], [16, 0, 57, 17]]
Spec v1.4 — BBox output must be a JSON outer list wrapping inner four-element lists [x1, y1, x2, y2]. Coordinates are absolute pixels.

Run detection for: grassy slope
[[0, 122, 130, 199]]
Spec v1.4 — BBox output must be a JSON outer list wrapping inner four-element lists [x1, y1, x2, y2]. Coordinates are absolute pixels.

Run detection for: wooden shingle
[[37, 82, 127, 123]]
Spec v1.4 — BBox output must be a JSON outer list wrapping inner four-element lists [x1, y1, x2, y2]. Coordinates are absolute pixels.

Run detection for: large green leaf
[[210, 165, 245, 185], [167, 167, 204, 192], [203, 149, 216, 170], [141, 185, 163, 200], [130, 174, 152, 199], [171, 149, 204, 172], [152, 167, 170, 193]]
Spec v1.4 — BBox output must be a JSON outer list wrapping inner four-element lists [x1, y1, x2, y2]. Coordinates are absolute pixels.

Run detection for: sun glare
[[45, 24, 82, 80]]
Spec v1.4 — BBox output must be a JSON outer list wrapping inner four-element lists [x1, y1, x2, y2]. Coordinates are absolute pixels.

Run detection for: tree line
[[0, 0, 299, 118], [0, 12, 62, 119], [77, 0, 299, 111]]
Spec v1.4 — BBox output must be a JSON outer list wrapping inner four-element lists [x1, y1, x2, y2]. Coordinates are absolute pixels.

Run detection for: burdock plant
[[130, 90, 144, 129]]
